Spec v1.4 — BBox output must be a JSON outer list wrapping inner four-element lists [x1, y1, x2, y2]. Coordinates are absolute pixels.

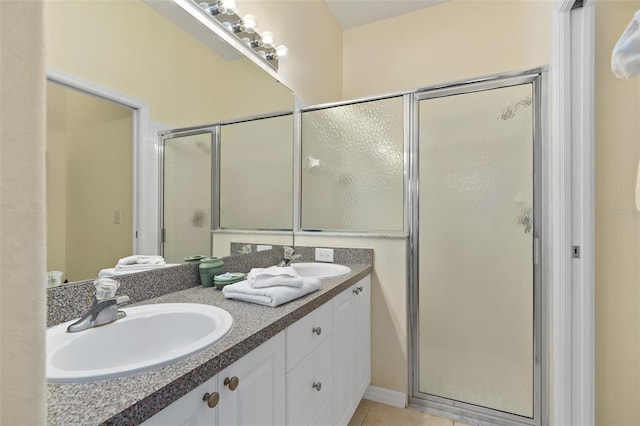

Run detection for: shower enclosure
[[158, 69, 545, 425], [409, 72, 544, 425]]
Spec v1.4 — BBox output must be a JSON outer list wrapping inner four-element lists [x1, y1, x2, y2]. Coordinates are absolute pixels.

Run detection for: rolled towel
[[248, 266, 303, 289], [222, 277, 321, 307]]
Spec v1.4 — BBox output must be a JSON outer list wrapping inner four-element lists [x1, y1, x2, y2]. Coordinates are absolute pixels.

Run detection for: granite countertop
[[47, 264, 373, 425]]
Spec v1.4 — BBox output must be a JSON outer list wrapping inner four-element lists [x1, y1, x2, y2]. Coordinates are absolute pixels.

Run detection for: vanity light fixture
[[223, 18, 246, 33], [243, 34, 263, 49], [200, 0, 237, 16], [194, 0, 288, 71], [263, 45, 289, 61]]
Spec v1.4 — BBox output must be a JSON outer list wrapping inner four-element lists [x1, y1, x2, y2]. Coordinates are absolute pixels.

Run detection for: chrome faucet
[[67, 278, 130, 333], [278, 246, 301, 267]]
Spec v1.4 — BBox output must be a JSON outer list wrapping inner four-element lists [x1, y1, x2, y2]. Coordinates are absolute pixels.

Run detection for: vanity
[[46, 262, 372, 425]]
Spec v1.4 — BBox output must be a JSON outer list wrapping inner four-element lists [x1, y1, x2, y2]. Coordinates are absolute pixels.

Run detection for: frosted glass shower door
[[162, 131, 213, 263], [416, 82, 538, 419]]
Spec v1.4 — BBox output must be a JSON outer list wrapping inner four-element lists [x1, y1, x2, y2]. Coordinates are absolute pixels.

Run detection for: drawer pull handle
[[203, 391, 220, 408], [353, 288, 360, 295], [224, 376, 239, 391], [312, 326, 322, 336], [312, 382, 322, 392]]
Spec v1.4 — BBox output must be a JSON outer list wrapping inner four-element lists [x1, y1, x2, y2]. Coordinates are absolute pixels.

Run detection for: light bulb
[[221, 0, 237, 15], [275, 45, 288, 59], [243, 14, 257, 33], [261, 31, 274, 47]]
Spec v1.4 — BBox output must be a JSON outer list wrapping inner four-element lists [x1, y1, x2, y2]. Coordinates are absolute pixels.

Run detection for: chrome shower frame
[[407, 68, 547, 426]]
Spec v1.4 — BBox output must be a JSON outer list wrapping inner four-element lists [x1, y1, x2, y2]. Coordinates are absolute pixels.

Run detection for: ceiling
[[325, 0, 449, 29]]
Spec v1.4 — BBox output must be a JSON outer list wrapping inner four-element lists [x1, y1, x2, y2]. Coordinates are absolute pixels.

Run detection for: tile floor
[[348, 399, 472, 426]]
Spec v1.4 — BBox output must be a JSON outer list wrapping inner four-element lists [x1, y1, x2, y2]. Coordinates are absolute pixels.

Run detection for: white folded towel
[[612, 10, 640, 79], [222, 277, 321, 307], [99, 263, 179, 278], [116, 255, 166, 271], [248, 266, 303, 289]]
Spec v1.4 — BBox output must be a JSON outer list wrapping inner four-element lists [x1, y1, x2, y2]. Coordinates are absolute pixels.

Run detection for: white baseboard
[[363, 386, 407, 408]]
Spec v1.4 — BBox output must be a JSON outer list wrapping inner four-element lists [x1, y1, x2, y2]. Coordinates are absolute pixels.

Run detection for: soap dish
[[213, 272, 246, 289]]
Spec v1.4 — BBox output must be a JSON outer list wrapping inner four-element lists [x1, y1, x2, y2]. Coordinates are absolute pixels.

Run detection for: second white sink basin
[[47, 303, 233, 383], [291, 262, 351, 279]]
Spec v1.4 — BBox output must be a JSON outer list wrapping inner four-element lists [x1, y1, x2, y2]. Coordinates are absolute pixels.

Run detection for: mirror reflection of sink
[[290, 262, 351, 279], [47, 303, 233, 383]]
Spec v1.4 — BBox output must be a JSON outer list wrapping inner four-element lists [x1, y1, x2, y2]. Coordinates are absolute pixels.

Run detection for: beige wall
[[0, 1, 46, 424], [342, 0, 553, 99], [240, 0, 344, 105], [66, 91, 133, 281], [595, 2, 640, 425]]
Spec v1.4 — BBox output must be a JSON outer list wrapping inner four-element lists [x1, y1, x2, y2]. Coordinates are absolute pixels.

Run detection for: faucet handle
[[94, 278, 120, 300], [283, 246, 295, 258]]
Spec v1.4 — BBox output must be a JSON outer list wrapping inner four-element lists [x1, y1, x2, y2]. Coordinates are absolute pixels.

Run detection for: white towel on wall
[[612, 10, 640, 79], [248, 266, 303, 289], [222, 277, 321, 307]]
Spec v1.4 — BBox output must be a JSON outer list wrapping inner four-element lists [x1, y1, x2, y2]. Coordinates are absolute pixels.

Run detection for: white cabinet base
[[142, 275, 371, 426]]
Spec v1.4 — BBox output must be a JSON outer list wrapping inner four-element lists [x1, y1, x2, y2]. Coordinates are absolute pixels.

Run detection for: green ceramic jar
[[198, 257, 224, 287]]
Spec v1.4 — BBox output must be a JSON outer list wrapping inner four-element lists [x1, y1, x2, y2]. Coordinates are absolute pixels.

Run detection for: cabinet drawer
[[286, 301, 332, 371], [286, 337, 333, 426]]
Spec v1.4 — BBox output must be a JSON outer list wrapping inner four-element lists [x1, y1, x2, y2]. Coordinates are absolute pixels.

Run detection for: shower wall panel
[[300, 97, 404, 233]]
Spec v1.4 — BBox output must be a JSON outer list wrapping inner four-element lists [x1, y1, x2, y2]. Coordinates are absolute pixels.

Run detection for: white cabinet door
[[218, 331, 286, 426], [333, 285, 357, 426], [333, 276, 372, 426], [354, 276, 371, 400], [141, 374, 218, 426], [286, 337, 333, 426]]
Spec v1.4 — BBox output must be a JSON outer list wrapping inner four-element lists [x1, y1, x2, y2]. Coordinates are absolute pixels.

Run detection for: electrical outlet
[[257, 245, 272, 252], [114, 210, 121, 224], [315, 248, 334, 263]]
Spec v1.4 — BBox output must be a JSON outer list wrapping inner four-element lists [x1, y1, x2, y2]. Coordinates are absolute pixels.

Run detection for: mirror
[[45, 0, 294, 284], [159, 112, 294, 263]]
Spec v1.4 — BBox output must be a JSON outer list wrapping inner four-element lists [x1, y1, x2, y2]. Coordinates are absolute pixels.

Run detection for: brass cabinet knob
[[202, 391, 220, 408], [312, 382, 322, 392], [312, 326, 322, 336], [224, 376, 239, 391]]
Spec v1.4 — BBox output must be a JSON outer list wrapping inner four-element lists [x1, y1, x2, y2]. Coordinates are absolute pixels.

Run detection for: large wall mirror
[[45, 0, 294, 284]]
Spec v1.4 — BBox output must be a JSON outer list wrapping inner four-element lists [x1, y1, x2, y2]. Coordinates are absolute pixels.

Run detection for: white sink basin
[[47, 303, 233, 383], [291, 262, 351, 279]]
